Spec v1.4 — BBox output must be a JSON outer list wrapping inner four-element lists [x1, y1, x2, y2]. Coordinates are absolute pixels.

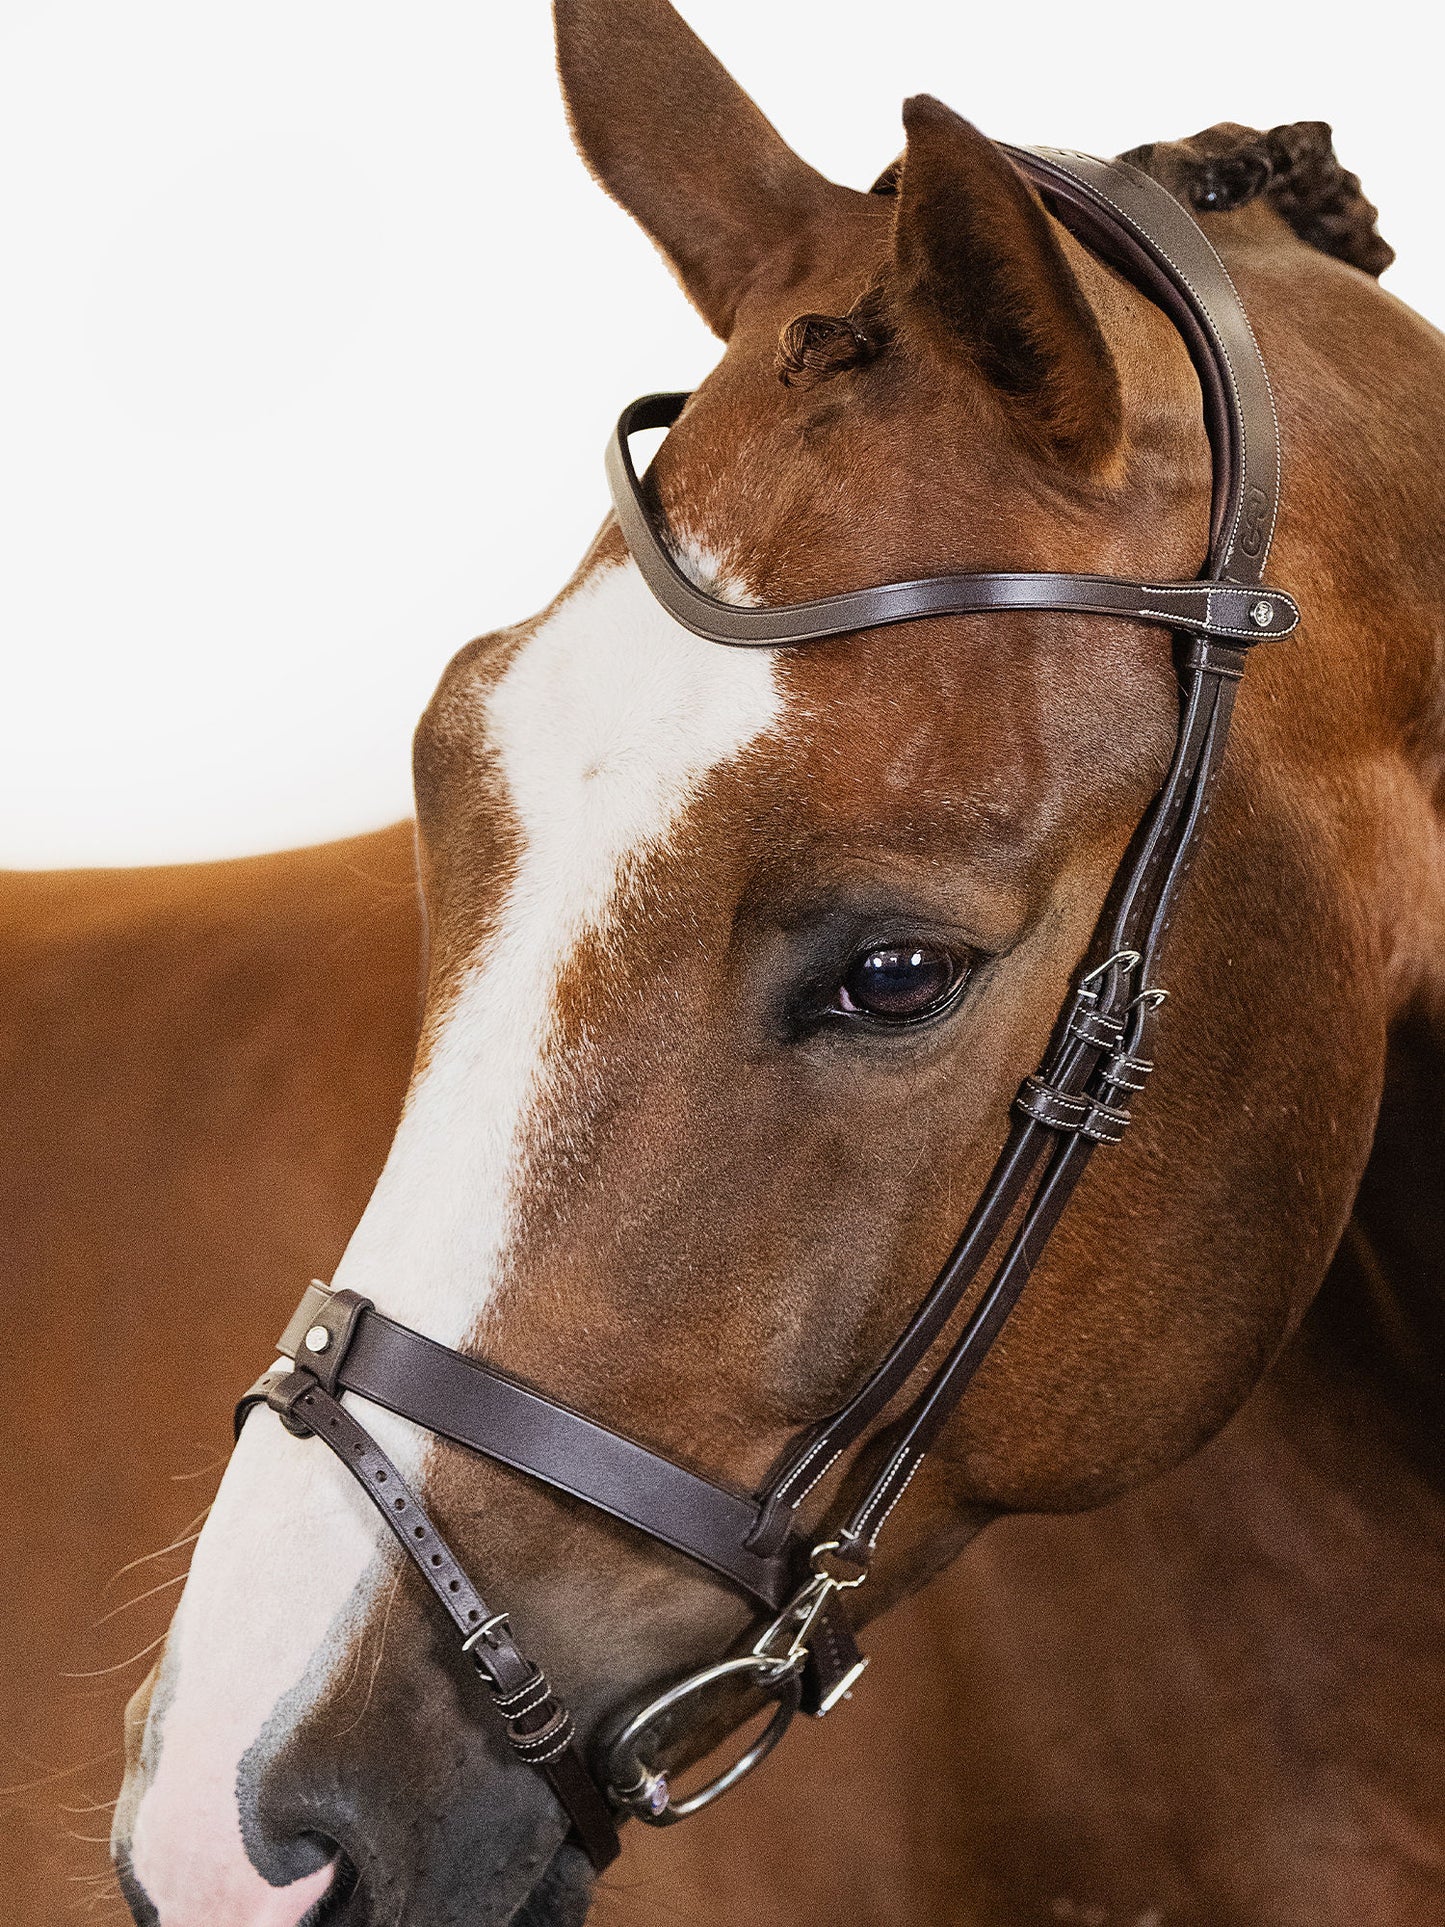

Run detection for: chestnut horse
[[5, 1, 1443, 1921]]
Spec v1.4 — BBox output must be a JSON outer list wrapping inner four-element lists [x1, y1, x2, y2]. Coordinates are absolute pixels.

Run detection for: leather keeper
[[1184, 637, 1249, 678], [266, 1367, 323, 1439], [1101, 1050, 1153, 1094], [1014, 1076, 1090, 1132], [1069, 1006, 1127, 1050], [1078, 1100, 1131, 1145], [276, 1284, 372, 1396], [1015, 1076, 1133, 1145], [234, 1365, 288, 1441]]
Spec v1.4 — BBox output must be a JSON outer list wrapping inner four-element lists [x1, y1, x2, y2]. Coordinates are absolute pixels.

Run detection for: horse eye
[[833, 943, 969, 1024]]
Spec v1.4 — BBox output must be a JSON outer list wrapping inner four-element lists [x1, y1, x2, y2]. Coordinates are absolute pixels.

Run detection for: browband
[[607, 393, 1298, 650], [604, 143, 1297, 652]]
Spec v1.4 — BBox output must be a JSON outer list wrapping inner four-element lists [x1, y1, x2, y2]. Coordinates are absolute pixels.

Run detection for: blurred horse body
[[0, 832, 420, 1921], [7, 828, 1445, 1924]]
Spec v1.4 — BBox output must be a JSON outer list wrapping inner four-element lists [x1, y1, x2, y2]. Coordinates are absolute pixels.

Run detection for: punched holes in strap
[[251, 1284, 793, 1606], [260, 1370, 620, 1869]]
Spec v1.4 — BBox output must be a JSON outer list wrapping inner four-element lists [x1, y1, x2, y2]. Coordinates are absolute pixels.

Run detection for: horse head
[[114, 2, 1427, 1921]]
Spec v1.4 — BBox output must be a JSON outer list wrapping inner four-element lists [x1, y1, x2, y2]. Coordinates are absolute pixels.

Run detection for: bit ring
[[603, 1653, 803, 1825]]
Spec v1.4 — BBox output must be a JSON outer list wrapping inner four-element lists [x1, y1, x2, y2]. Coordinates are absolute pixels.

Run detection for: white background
[[2, 1, 1437, 867]]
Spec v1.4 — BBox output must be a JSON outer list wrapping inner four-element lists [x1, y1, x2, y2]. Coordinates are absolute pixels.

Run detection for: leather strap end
[[800, 1596, 869, 1719], [265, 1368, 324, 1439], [234, 1364, 289, 1441], [276, 1284, 372, 1396], [543, 1748, 622, 1871]]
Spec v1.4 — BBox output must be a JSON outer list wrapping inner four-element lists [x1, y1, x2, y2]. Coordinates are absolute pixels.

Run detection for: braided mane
[[1123, 120, 1394, 277]]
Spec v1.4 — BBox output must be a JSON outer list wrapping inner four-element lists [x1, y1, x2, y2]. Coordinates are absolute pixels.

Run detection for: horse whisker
[[335, 1562, 403, 1739], [60, 1632, 168, 1679], [103, 1510, 210, 1591], [91, 1570, 188, 1629], [170, 1453, 228, 1483], [0, 1745, 121, 1798]]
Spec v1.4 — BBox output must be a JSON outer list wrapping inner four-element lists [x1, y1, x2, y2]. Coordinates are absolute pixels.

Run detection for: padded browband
[[605, 146, 1296, 650]]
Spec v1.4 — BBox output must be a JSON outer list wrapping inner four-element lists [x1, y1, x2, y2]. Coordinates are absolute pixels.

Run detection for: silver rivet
[[304, 1325, 331, 1353], [1249, 599, 1274, 629]]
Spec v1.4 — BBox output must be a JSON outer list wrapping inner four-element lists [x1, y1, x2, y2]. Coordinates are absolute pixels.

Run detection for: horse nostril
[[310, 1846, 364, 1924]]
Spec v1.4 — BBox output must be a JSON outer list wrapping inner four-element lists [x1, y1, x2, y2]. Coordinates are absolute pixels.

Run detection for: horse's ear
[[894, 95, 1123, 472], [554, 0, 842, 338]]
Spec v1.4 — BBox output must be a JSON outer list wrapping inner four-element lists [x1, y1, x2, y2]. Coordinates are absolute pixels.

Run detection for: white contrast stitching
[[787, 1448, 845, 1511], [774, 1434, 833, 1503], [1138, 609, 1283, 640], [865, 1453, 926, 1549], [850, 1444, 915, 1540]]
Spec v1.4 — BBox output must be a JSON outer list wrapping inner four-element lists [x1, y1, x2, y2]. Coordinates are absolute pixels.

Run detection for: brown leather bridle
[[236, 145, 1297, 1875]]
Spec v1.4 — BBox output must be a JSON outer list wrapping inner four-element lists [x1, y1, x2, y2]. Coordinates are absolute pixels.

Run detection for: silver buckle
[[1074, 948, 1141, 1003], [460, 1611, 512, 1655]]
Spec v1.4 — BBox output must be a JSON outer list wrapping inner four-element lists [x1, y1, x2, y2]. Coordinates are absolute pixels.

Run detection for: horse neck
[[1156, 1002, 1445, 1836], [1230, 234, 1445, 1772], [1014, 219, 1445, 1853], [1302, 1004, 1445, 1497], [1239, 205, 1445, 1472]]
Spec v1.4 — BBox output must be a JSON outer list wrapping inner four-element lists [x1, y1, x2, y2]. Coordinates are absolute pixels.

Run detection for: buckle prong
[[1129, 986, 1169, 1010], [461, 1612, 512, 1655], [1078, 948, 1140, 991]]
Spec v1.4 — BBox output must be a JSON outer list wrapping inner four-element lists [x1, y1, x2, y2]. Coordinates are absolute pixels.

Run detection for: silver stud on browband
[[303, 1325, 331, 1353], [1250, 600, 1274, 629]]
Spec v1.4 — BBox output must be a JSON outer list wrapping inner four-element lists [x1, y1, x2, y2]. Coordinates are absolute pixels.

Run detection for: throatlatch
[[237, 141, 1295, 1863]]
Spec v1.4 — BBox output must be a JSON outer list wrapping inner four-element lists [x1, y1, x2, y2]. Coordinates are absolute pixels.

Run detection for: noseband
[[236, 146, 1297, 1873]]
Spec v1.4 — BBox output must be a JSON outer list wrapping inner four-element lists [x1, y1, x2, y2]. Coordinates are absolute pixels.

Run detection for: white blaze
[[123, 556, 780, 1920]]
